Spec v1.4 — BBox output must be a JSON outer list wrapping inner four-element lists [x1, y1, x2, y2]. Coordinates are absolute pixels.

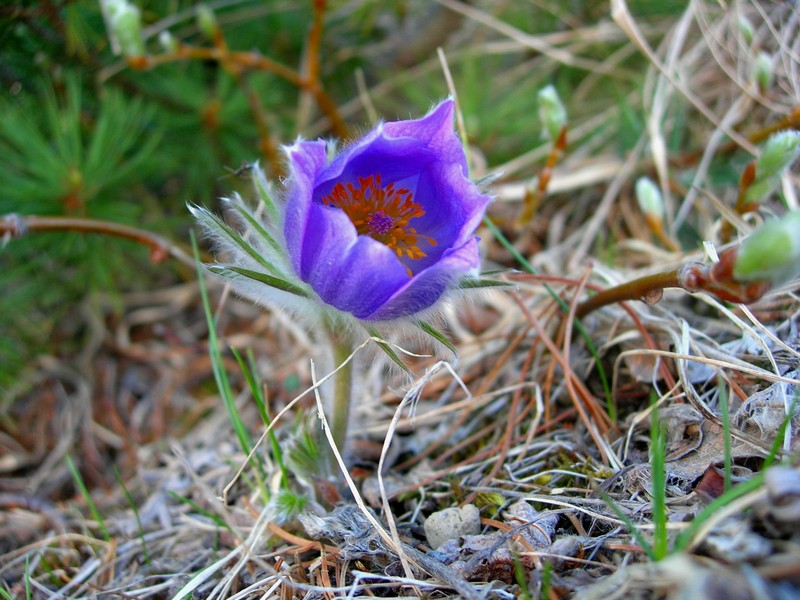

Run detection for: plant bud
[[753, 51, 774, 93], [737, 15, 754, 46], [635, 177, 664, 219], [158, 30, 178, 53], [744, 130, 800, 204], [538, 85, 567, 143], [196, 4, 218, 41], [106, 0, 145, 57], [733, 210, 800, 284]]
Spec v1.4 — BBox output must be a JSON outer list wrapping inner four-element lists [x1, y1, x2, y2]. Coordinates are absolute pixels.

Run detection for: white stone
[[423, 504, 481, 550]]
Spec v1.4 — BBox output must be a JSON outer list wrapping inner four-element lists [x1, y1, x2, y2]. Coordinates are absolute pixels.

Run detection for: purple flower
[[193, 99, 491, 332], [283, 99, 490, 321]]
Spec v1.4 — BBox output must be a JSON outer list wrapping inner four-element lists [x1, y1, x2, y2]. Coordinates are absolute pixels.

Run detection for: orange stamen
[[321, 174, 436, 273]]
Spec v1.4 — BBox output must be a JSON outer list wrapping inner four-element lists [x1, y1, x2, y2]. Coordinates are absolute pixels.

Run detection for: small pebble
[[424, 504, 480, 549]]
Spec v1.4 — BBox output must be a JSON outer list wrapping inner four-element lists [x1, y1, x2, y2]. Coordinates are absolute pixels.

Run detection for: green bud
[[737, 15, 754, 46], [105, 0, 125, 21], [757, 130, 800, 178], [538, 85, 567, 143], [104, 0, 145, 57], [753, 51, 773, 92], [158, 30, 178, 53], [635, 177, 664, 219], [744, 130, 800, 204], [196, 4, 218, 41], [733, 210, 800, 284]]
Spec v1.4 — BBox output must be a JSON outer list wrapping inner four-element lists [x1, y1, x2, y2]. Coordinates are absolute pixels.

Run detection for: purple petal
[[383, 100, 465, 173], [315, 100, 462, 193], [411, 162, 490, 263], [318, 237, 411, 319], [283, 140, 328, 275], [315, 135, 430, 195], [289, 193, 417, 319], [299, 202, 357, 290], [365, 236, 481, 321]]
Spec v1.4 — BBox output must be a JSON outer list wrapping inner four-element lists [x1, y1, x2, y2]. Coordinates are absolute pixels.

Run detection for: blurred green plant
[[0, 75, 160, 217], [0, 0, 338, 391], [0, 74, 164, 389]]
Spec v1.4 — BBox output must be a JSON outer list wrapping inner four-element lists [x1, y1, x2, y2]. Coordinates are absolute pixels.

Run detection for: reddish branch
[[575, 246, 771, 319], [518, 126, 567, 226], [1, 214, 195, 266]]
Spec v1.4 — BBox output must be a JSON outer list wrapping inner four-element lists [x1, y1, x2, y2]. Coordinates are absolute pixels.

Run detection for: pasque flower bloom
[[192, 100, 494, 465], [283, 99, 490, 321], [193, 99, 490, 329]]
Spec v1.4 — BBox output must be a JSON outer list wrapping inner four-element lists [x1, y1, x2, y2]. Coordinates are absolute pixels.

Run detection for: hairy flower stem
[[327, 328, 354, 473]]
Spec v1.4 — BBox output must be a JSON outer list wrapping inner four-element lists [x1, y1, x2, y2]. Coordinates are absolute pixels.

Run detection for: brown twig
[[575, 269, 680, 320], [1, 214, 196, 266], [128, 46, 302, 87], [306, 0, 326, 84], [671, 106, 800, 169], [300, 0, 350, 139], [720, 160, 758, 242], [518, 125, 567, 226], [575, 247, 772, 319]]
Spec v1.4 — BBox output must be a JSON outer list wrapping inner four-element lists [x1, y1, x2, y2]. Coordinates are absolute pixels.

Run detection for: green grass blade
[[65, 454, 110, 541], [600, 491, 656, 560], [113, 465, 151, 564], [193, 234, 257, 462], [671, 395, 798, 554], [209, 265, 309, 298], [367, 326, 411, 374], [458, 277, 514, 289], [231, 346, 288, 489], [763, 393, 799, 469], [718, 382, 732, 492], [167, 490, 232, 532], [672, 473, 765, 553], [24, 556, 31, 600], [172, 545, 243, 600], [513, 553, 533, 600], [540, 560, 553, 600], [416, 320, 457, 355], [650, 403, 668, 560]]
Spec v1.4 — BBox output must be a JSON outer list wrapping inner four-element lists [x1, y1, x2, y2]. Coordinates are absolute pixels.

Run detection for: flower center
[[367, 211, 394, 236], [321, 173, 436, 270]]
